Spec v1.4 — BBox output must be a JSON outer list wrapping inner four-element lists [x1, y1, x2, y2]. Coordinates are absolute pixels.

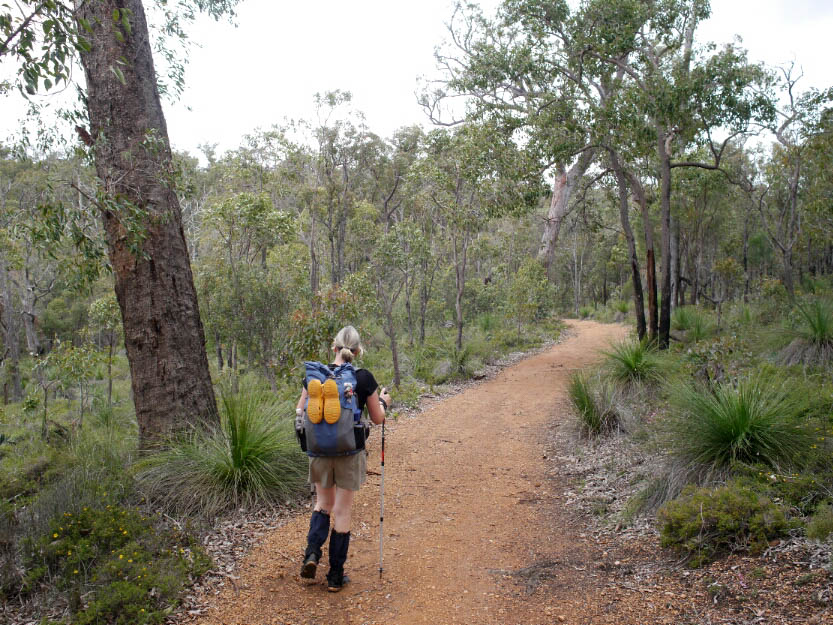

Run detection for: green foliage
[[614, 300, 629, 314], [283, 286, 362, 370], [672, 306, 697, 331], [22, 504, 210, 624], [579, 306, 593, 319], [603, 339, 663, 386], [688, 311, 715, 343], [568, 372, 621, 437], [779, 298, 833, 368], [665, 375, 813, 470], [88, 295, 122, 336], [807, 503, 833, 542], [506, 258, 552, 333], [658, 482, 791, 567], [136, 385, 307, 517]]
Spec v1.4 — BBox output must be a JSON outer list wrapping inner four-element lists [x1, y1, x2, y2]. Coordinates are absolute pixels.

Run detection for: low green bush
[[807, 503, 833, 542], [136, 385, 307, 517], [568, 372, 621, 437], [604, 339, 663, 387], [665, 375, 813, 470], [22, 504, 210, 624], [614, 300, 629, 314], [734, 461, 833, 517], [579, 306, 593, 319], [658, 482, 792, 567]]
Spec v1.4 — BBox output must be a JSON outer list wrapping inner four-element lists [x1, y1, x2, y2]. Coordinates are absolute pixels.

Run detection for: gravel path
[[188, 320, 633, 624]]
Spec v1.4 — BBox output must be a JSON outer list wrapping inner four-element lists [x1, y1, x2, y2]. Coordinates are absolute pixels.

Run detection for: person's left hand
[[380, 387, 392, 409]]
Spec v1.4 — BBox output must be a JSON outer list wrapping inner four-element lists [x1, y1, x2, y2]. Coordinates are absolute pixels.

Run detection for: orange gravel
[[193, 320, 630, 625]]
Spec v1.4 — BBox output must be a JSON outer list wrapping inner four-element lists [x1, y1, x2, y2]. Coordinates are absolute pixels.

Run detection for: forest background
[[1, 1, 832, 623]]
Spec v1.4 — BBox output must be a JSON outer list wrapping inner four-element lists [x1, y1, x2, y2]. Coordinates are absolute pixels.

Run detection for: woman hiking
[[295, 325, 391, 591]]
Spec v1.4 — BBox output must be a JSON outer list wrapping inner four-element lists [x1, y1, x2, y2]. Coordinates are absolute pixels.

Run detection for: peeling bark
[[537, 149, 595, 269]]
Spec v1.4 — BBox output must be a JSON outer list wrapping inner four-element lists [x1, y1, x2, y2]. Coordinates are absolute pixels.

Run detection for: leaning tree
[[1, 0, 240, 444]]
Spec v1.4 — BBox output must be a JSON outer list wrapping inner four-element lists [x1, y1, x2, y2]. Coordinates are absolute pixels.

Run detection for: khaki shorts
[[309, 452, 367, 491]]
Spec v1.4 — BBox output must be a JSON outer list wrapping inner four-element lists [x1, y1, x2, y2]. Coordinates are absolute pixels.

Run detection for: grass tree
[[780, 298, 833, 368]]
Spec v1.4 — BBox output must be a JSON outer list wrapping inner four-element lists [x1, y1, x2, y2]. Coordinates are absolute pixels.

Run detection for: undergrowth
[[568, 372, 622, 437], [135, 384, 307, 517]]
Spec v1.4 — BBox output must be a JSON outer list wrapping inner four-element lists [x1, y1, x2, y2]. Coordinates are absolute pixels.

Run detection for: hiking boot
[[301, 510, 330, 579], [326, 570, 350, 592], [307, 379, 324, 424], [322, 379, 341, 424], [300, 552, 319, 579], [326, 529, 350, 592]]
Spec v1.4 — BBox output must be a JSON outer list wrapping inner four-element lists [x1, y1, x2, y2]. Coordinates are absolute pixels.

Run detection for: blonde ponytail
[[332, 326, 363, 363]]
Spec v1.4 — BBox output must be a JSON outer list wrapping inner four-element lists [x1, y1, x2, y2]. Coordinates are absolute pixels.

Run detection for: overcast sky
[[3, 1, 832, 156]]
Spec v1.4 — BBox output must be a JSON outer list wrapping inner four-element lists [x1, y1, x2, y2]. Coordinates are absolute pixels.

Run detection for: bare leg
[[331, 487, 355, 533], [315, 483, 335, 514]]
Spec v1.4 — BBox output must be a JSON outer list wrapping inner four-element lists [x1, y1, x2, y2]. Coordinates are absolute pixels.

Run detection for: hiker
[[294, 325, 391, 591]]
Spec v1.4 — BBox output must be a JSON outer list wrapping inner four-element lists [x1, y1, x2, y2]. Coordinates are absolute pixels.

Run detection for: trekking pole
[[379, 417, 385, 579]]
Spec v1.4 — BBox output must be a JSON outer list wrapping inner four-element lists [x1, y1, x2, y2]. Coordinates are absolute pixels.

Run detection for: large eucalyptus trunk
[[75, 0, 218, 445], [537, 149, 595, 270]]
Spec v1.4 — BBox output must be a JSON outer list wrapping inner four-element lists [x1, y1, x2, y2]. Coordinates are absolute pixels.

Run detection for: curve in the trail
[[190, 320, 628, 625]]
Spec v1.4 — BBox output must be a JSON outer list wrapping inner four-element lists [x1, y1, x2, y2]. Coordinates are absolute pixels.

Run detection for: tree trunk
[[537, 149, 595, 270], [21, 269, 41, 355], [671, 213, 680, 310], [75, 0, 218, 445], [214, 330, 224, 371], [107, 340, 114, 409], [657, 131, 673, 348], [0, 253, 22, 401], [743, 200, 751, 301], [385, 308, 401, 388], [453, 236, 469, 351], [610, 153, 646, 339], [626, 171, 657, 341]]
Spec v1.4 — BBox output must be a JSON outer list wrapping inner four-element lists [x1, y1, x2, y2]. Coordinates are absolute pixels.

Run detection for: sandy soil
[[189, 320, 647, 625]]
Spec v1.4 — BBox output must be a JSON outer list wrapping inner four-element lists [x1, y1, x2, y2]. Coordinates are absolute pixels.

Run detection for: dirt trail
[[193, 320, 629, 625]]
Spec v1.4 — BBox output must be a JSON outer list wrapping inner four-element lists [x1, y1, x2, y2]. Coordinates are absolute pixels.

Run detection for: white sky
[[2, 0, 832, 157]]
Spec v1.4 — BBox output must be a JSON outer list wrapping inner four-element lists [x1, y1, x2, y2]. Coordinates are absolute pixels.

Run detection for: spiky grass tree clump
[[568, 372, 622, 437], [604, 339, 663, 387], [665, 375, 813, 471], [779, 298, 833, 368], [688, 312, 715, 343], [672, 306, 697, 332], [136, 386, 307, 517]]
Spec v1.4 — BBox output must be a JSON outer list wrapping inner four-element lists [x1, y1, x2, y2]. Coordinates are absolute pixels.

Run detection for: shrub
[[136, 385, 307, 517], [579, 306, 593, 319], [688, 311, 714, 343], [666, 375, 813, 470], [779, 298, 833, 368], [672, 306, 697, 332], [603, 339, 663, 387], [807, 503, 833, 542], [568, 372, 621, 437], [614, 300, 629, 314], [658, 482, 791, 567], [22, 504, 210, 624]]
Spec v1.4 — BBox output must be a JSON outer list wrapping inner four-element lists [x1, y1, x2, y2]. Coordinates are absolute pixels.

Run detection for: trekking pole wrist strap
[[379, 397, 388, 410]]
